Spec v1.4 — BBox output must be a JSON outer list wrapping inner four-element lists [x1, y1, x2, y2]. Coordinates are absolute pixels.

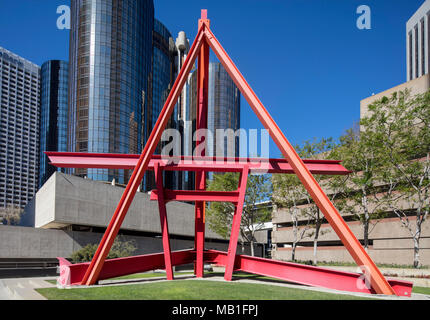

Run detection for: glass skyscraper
[[68, 0, 154, 184], [208, 62, 241, 158], [39, 60, 69, 188], [148, 19, 177, 151], [0, 46, 40, 208], [180, 62, 241, 188], [144, 19, 177, 191]]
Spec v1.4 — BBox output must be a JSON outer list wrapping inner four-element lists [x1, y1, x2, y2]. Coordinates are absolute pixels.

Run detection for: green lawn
[[412, 286, 430, 295], [40, 271, 429, 300], [37, 278, 375, 300]]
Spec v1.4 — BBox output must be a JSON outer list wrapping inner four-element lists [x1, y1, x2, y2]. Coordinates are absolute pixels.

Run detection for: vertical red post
[[194, 10, 210, 278], [154, 163, 174, 280], [224, 165, 249, 281]]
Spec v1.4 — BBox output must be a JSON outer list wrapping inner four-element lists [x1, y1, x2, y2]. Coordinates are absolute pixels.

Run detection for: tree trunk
[[291, 243, 296, 262], [250, 240, 255, 257], [413, 236, 420, 268], [362, 191, 370, 252], [413, 220, 421, 268], [313, 224, 320, 265], [363, 219, 369, 252]]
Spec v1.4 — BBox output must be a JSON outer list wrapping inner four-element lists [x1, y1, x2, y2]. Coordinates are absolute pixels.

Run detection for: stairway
[[0, 277, 56, 300]]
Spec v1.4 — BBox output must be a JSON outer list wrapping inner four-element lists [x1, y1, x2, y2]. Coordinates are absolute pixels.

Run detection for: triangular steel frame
[[78, 10, 395, 295]]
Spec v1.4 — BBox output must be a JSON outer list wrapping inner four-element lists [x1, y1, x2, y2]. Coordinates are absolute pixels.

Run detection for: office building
[[0, 46, 40, 208], [406, 0, 430, 81], [148, 19, 177, 140], [175, 31, 192, 190], [144, 19, 178, 190], [207, 62, 241, 158], [179, 62, 241, 188], [68, 0, 154, 185], [39, 60, 69, 188]]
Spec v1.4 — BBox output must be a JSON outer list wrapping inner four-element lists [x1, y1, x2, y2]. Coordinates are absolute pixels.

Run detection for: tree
[[297, 138, 345, 264], [272, 173, 312, 261], [330, 125, 387, 251], [70, 236, 137, 263], [360, 89, 430, 268], [272, 137, 345, 264], [0, 204, 24, 225], [206, 172, 272, 256]]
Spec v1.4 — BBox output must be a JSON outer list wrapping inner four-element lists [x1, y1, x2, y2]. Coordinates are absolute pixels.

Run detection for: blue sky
[[0, 0, 425, 157]]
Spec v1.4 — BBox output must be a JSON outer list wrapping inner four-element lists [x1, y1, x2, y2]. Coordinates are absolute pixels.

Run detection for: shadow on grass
[[204, 271, 307, 287]]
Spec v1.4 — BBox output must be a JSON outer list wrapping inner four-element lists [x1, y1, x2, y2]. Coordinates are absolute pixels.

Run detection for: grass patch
[[37, 279, 374, 300], [412, 286, 430, 295]]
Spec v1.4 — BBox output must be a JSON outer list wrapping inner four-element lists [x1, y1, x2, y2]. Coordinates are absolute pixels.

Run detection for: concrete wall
[[273, 245, 430, 267], [272, 217, 430, 266], [29, 172, 223, 240], [272, 218, 430, 243], [0, 224, 260, 260]]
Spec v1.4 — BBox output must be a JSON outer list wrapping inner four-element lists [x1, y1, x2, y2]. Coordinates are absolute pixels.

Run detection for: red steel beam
[[57, 249, 196, 286], [154, 163, 174, 280], [224, 166, 249, 281], [45, 152, 351, 175], [57, 249, 412, 297], [150, 189, 241, 203], [203, 250, 412, 297], [194, 11, 210, 278], [203, 25, 396, 295], [79, 24, 207, 286]]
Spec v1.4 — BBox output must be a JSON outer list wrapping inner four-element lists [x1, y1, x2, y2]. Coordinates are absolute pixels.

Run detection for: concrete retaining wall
[[0, 225, 261, 260]]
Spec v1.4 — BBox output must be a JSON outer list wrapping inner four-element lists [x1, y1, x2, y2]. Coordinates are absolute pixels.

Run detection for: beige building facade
[[360, 73, 430, 120], [272, 209, 430, 266]]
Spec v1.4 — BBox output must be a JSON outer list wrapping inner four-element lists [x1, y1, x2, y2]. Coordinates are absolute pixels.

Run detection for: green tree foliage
[[330, 124, 388, 250], [206, 172, 272, 256], [273, 138, 345, 263], [360, 89, 430, 268], [70, 236, 137, 263]]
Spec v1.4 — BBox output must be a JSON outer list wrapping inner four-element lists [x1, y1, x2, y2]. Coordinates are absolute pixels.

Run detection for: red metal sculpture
[[49, 10, 412, 296]]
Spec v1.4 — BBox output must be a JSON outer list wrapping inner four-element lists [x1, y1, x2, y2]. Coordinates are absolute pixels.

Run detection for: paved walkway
[[0, 277, 57, 300]]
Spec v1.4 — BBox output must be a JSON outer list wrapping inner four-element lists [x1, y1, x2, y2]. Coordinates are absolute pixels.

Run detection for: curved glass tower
[[39, 60, 69, 188], [208, 62, 241, 158], [149, 19, 176, 148], [144, 19, 177, 190], [68, 0, 154, 184]]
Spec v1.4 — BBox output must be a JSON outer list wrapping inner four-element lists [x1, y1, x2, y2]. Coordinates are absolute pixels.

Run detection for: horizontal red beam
[[150, 189, 241, 203], [45, 152, 351, 175], [57, 249, 412, 297], [57, 249, 197, 286]]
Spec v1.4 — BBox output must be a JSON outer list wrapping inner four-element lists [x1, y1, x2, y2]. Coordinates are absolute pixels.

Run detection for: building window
[[415, 25, 419, 79], [409, 31, 413, 80], [427, 12, 430, 76], [421, 19, 425, 77]]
